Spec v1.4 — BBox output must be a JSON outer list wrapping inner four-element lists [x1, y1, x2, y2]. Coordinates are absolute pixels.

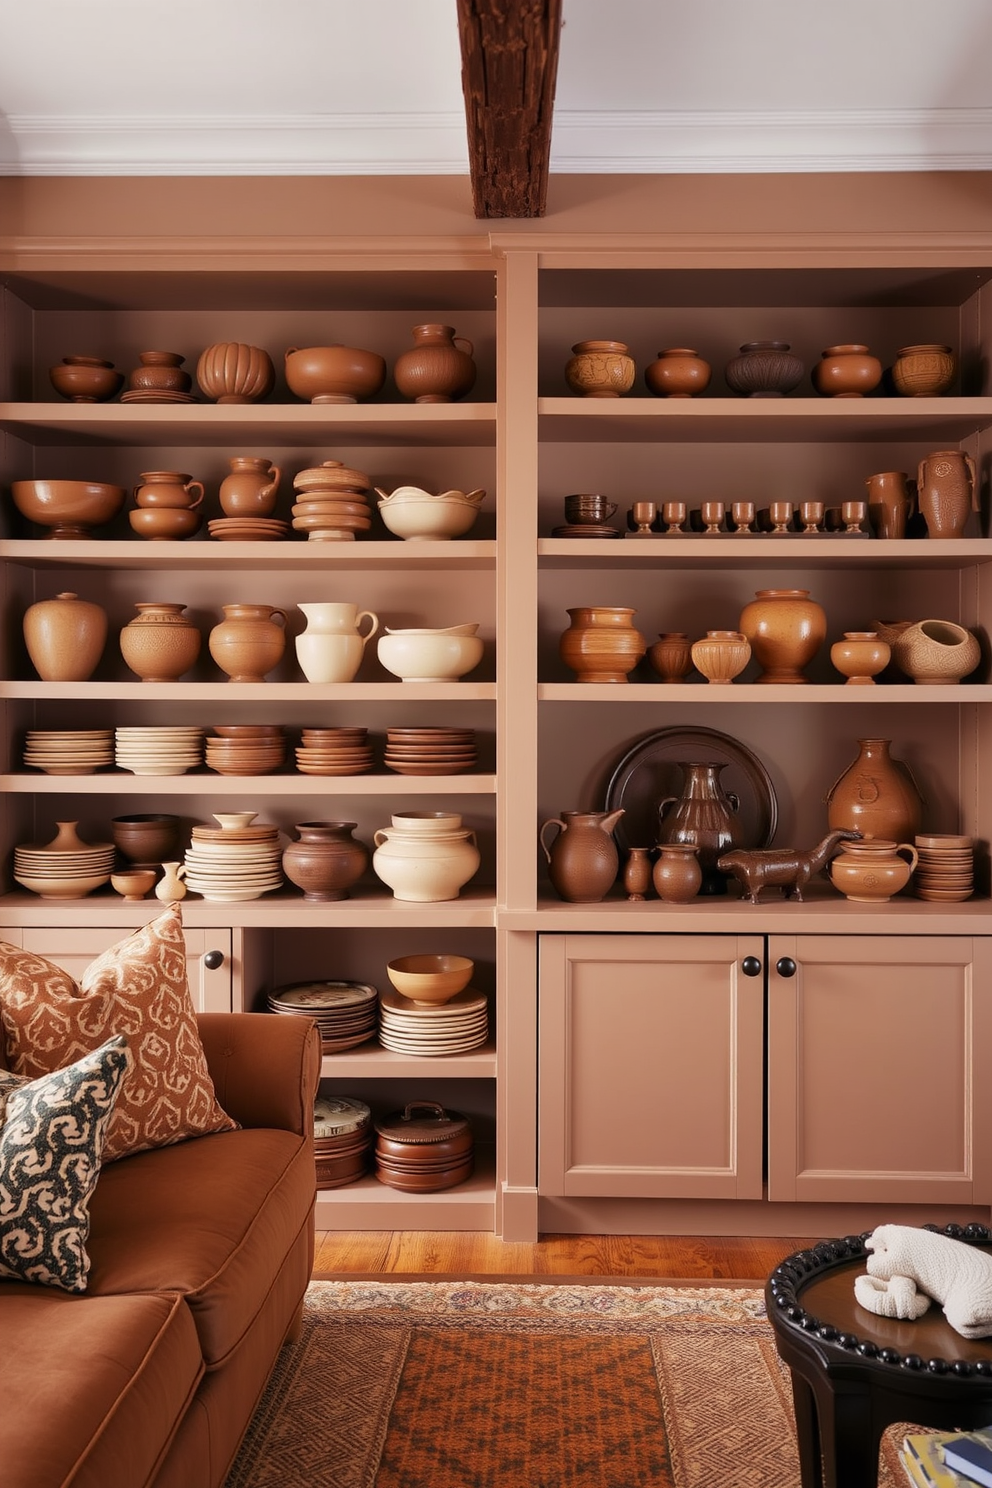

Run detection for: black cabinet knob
[[741, 955, 762, 977], [776, 956, 797, 978], [203, 949, 225, 971]]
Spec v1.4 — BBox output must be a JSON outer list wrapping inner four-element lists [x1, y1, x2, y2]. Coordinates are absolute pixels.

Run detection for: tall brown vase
[[825, 737, 924, 843], [559, 606, 646, 682], [916, 450, 977, 539]]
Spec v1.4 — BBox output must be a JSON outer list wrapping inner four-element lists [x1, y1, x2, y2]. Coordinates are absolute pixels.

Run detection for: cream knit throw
[[854, 1224, 992, 1338]]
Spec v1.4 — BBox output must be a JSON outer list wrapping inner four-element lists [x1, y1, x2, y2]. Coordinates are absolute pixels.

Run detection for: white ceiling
[[1, 0, 991, 179]]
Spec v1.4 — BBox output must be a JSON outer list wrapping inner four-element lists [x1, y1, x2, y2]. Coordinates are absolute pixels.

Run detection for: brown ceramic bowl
[[284, 346, 386, 404], [49, 357, 124, 403], [129, 506, 202, 541], [11, 479, 127, 538], [386, 953, 474, 1005], [110, 813, 183, 866]]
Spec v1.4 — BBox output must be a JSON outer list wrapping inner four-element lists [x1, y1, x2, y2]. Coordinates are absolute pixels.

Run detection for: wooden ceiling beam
[[456, 0, 563, 219]]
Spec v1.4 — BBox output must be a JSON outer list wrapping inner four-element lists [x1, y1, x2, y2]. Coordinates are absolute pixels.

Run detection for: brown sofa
[[0, 1011, 321, 1488]]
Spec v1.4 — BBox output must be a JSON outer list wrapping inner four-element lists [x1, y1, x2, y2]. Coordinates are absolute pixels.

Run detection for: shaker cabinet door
[[7, 926, 233, 1014]]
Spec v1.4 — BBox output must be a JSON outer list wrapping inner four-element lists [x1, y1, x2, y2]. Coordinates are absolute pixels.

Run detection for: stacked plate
[[183, 812, 283, 901], [296, 726, 374, 775], [268, 980, 379, 1052], [291, 460, 373, 541], [207, 516, 290, 542], [14, 827, 115, 900], [23, 728, 114, 775], [914, 833, 975, 902], [377, 985, 489, 1055], [115, 726, 204, 775], [121, 389, 197, 405], [206, 725, 287, 775], [384, 726, 477, 776]]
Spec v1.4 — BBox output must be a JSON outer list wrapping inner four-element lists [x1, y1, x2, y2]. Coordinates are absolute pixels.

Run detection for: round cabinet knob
[[776, 956, 797, 979], [741, 956, 762, 978], [203, 949, 225, 970]]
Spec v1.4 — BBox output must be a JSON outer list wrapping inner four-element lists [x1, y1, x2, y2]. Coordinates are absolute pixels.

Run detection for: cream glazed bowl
[[377, 625, 484, 682], [375, 486, 485, 541]]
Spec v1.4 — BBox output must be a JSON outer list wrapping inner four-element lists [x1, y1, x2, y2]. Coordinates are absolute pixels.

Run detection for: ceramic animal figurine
[[854, 1224, 992, 1338], [717, 829, 861, 904]]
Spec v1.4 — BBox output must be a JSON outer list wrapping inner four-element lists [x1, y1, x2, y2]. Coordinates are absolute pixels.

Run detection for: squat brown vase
[[22, 590, 108, 681], [127, 351, 192, 395], [644, 348, 711, 398], [651, 843, 703, 903], [282, 822, 369, 901], [738, 588, 826, 684], [393, 324, 477, 403], [119, 602, 202, 682], [811, 344, 882, 398], [208, 603, 287, 682], [559, 606, 646, 683]]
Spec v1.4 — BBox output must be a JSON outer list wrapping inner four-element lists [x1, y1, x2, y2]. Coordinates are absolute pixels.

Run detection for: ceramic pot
[[917, 450, 977, 539], [196, 342, 275, 404], [393, 324, 477, 403], [154, 861, 188, 902], [284, 344, 386, 404], [49, 355, 123, 403], [892, 344, 956, 398], [10, 479, 126, 539], [830, 631, 891, 685], [657, 761, 745, 895], [119, 602, 202, 682], [219, 456, 281, 517], [738, 588, 827, 684], [725, 341, 804, 397], [111, 813, 183, 867], [564, 340, 636, 398], [127, 351, 192, 394], [643, 348, 711, 398], [651, 843, 703, 903], [828, 838, 919, 903], [282, 821, 369, 901], [539, 808, 624, 903], [134, 470, 205, 511], [690, 630, 751, 684], [22, 591, 108, 681], [811, 344, 882, 397], [622, 846, 653, 901], [208, 602, 287, 682], [559, 606, 646, 683], [647, 632, 693, 683], [295, 601, 379, 683], [889, 618, 981, 684], [129, 507, 203, 541], [865, 470, 913, 539], [372, 812, 480, 902], [825, 737, 924, 844]]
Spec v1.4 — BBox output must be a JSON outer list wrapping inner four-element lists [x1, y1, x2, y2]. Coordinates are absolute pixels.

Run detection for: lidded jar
[[644, 348, 711, 398], [22, 591, 108, 682], [811, 344, 882, 398], [208, 602, 287, 682], [219, 456, 281, 517], [393, 324, 477, 403], [724, 341, 804, 397], [738, 588, 827, 684], [372, 811, 481, 903], [539, 808, 624, 903], [282, 822, 369, 901], [119, 602, 202, 682], [825, 737, 924, 844], [559, 606, 646, 683]]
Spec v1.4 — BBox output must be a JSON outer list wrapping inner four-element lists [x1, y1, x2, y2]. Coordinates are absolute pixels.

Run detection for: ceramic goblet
[[628, 501, 657, 537], [799, 500, 825, 534], [842, 499, 868, 534], [662, 500, 687, 534], [731, 501, 755, 535], [769, 500, 794, 534], [701, 500, 725, 535]]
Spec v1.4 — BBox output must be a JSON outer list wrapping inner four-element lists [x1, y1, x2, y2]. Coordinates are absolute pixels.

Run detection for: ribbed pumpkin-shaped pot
[[282, 822, 369, 901], [22, 591, 108, 681], [393, 324, 477, 403], [119, 602, 202, 682], [196, 342, 275, 404], [559, 606, 646, 682]]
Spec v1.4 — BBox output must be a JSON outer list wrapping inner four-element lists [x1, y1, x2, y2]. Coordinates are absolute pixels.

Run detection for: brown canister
[[374, 1101, 474, 1192]]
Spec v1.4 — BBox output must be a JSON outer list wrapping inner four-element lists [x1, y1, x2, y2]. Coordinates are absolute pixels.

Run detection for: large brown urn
[[825, 737, 924, 843], [393, 324, 477, 403], [738, 588, 827, 684], [22, 591, 108, 681], [282, 822, 369, 901]]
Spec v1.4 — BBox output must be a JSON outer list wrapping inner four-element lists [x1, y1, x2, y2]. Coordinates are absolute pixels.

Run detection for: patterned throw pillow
[[0, 1035, 131, 1291], [0, 903, 237, 1161]]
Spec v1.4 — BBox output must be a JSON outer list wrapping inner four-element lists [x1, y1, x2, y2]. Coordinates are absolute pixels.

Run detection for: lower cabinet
[[539, 932, 992, 1210]]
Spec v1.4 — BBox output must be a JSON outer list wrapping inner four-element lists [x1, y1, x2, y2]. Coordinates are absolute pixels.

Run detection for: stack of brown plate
[[183, 812, 283, 901], [206, 516, 290, 542], [384, 726, 477, 775], [373, 1101, 474, 1192], [23, 728, 114, 774], [206, 724, 286, 775], [115, 726, 204, 775], [121, 389, 197, 405], [914, 833, 975, 902], [267, 980, 379, 1052], [377, 986, 489, 1055], [291, 460, 373, 541], [312, 1096, 373, 1188], [295, 726, 374, 775]]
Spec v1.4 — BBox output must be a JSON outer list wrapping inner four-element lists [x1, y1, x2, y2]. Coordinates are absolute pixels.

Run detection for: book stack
[[901, 1427, 992, 1487]]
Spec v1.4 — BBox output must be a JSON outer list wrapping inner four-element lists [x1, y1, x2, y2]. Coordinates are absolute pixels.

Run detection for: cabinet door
[[538, 933, 764, 1200], [9, 926, 233, 1013], [767, 935, 992, 1205]]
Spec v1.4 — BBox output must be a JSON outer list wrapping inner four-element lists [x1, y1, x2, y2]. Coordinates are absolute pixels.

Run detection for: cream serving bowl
[[375, 487, 485, 541], [377, 625, 484, 682]]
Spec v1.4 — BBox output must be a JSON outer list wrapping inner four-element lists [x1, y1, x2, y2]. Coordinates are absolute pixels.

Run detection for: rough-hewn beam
[[456, 0, 562, 219]]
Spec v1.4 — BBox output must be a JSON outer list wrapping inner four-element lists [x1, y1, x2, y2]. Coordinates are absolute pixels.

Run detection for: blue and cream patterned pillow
[[0, 1034, 131, 1292]]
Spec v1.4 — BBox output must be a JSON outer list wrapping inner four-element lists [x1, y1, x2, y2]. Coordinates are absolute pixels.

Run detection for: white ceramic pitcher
[[295, 602, 380, 683]]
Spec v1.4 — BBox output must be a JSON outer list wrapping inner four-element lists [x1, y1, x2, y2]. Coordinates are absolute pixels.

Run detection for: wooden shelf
[[1, 772, 497, 795], [538, 682, 992, 703], [320, 1040, 497, 1080], [0, 681, 498, 702], [538, 537, 992, 570], [313, 1147, 497, 1232], [0, 539, 497, 571]]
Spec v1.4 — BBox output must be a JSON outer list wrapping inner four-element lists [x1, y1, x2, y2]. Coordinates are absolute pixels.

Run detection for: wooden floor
[[313, 1230, 818, 1284]]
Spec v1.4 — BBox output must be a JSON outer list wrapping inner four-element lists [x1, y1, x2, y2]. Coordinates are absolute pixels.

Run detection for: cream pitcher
[[295, 602, 380, 683]]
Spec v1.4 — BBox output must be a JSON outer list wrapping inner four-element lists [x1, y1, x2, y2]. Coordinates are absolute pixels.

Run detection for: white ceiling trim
[[2, 107, 991, 176]]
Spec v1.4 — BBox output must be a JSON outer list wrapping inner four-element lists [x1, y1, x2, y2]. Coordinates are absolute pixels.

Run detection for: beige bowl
[[377, 495, 483, 541], [15, 871, 110, 899], [111, 869, 157, 901], [386, 953, 475, 1005], [377, 628, 484, 682], [11, 479, 126, 538]]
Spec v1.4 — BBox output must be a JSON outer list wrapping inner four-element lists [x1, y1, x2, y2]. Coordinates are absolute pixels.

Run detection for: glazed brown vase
[[119, 602, 202, 682], [208, 603, 287, 682], [738, 588, 827, 684], [22, 591, 108, 681], [916, 450, 977, 539], [657, 761, 745, 895], [196, 342, 275, 404], [864, 470, 913, 539], [643, 348, 711, 398], [647, 632, 693, 683], [724, 341, 804, 397], [127, 352, 192, 394], [651, 843, 703, 903], [219, 456, 281, 517], [828, 838, 919, 902], [539, 808, 624, 902], [811, 344, 882, 397], [282, 822, 369, 901], [559, 606, 646, 682], [622, 846, 653, 900], [825, 737, 924, 844], [393, 324, 477, 403]]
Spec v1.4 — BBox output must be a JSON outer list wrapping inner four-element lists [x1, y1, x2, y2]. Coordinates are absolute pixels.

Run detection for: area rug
[[225, 1279, 908, 1488]]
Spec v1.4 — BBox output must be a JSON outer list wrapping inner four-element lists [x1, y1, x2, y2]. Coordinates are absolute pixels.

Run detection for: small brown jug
[[133, 470, 205, 510], [218, 456, 282, 517], [208, 603, 287, 682], [393, 324, 477, 403], [539, 808, 625, 902]]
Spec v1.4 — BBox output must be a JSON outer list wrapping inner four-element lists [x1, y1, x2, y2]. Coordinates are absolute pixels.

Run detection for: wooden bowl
[[11, 479, 126, 538], [386, 953, 474, 1004]]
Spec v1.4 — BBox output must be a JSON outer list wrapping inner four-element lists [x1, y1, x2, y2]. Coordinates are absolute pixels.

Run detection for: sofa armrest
[[196, 1013, 321, 1135]]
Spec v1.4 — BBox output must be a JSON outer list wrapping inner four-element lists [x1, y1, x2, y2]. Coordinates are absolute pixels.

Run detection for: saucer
[[121, 390, 198, 404], [551, 523, 621, 538]]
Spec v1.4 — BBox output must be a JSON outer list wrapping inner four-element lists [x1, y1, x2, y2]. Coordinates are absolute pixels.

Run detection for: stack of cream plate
[[914, 833, 975, 902], [14, 833, 115, 899], [115, 726, 204, 775], [295, 726, 373, 775], [268, 980, 378, 1052], [183, 812, 283, 901], [377, 985, 489, 1055], [23, 728, 114, 774]]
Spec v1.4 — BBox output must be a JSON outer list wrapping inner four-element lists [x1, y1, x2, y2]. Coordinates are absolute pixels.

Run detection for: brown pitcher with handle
[[539, 808, 624, 902]]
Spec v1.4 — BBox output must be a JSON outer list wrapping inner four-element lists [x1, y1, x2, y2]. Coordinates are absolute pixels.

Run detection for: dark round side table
[[765, 1225, 992, 1488]]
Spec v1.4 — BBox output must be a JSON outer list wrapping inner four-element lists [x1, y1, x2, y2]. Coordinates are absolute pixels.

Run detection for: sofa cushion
[[85, 1126, 315, 1366], [0, 1035, 131, 1292], [0, 1283, 203, 1488], [0, 904, 236, 1161]]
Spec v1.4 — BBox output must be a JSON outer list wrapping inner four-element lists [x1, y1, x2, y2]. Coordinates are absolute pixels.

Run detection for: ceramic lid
[[313, 1096, 371, 1137], [374, 1101, 471, 1144]]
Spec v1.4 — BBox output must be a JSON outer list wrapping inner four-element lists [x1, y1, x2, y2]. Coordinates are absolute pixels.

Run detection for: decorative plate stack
[[295, 726, 374, 775], [14, 820, 115, 900], [312, 1096, 373, 1188], [182, 812, 283, 901], [205, 724, 287, 775], [267, 980, 379, 1053], [914, 833, 974, 902], [114, 725, 204, 775], [384, 726, 477, 775], [23, 728, 114, 775], [378, 985, 489, 1055], [291, 460, 373, 541], [206, 514, 290, 542]]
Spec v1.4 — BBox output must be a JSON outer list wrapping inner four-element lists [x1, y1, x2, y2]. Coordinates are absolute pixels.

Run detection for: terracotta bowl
[[386, 954, 475, 1005], [11, 479, 127, 538], [110, 869, 157, 900], [49, 357, 124, 403], [129, 506, 202, 541], [111, 813, 183, 865], [284, 345, 386, 404]]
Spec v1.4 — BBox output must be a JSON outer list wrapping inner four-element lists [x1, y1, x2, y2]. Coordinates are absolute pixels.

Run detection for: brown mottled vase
[[559, 606, 646, 683], [917, 450, 977, 539], [825, 737, 924, 843], [828, 838, 919, 903], [539, 808, 624, 903], [724, 341, 804, 397], [393, 324, 477, 403], [196, 342, 275, 404], [657, 761, 745, 895], [865, 470, 913, 539], [22, 591, 108, 681], [738, 588, 827, 684], [208, 603, 287, 682], [690, 630, 751, 684], [647, 632, 693, 683], [622, 846, 653, 901], [829, 631, 890, 685], [127, 352, 192, 394], [811, 344, 882, 397], [564, 340, 636, 398], [643, 348, 712, 398], [651, 843, 703, 903], [119, 602, 202, 682], [133, 470, 205, 510], [281, 821, 369, 901], [219, 456, 282, 517], [892, 344, 956, 397]]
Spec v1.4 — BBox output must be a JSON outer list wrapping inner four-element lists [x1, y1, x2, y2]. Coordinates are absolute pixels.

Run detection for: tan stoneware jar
[[643, 348, 712, 398], [22, 591, 108, 681], [119, 602, 202, 682], [564, 340, 636, 398], [892, 344, 956, 397], [651, 842, 703, 903], [372, 811, 480, 902], [829, 631, 891, 685], [825, 737, 924, 844], [647, 632, 693, 683], [281, 822, 369, 902], [559, 606, 646, 683], [393, 324, 477, 402], [738, 588, 827, 684], [208, 602, 287, 682], [127, 351, 192, 394], [539, 808, 625, 903], [133, 470, 205, 510], [828, 838, 919, 903], [219, 456, 281, 517], [864, 470, 913, 539], [889, 618, 981, 684], [196, 342, 275, 404], [49, 354, 124, 403], [690, 629, 751, 684], [284, 345, 386, 404], [724, 341, 804, 397], [916, 450, 977, 539], [811, 344, 883, 397]]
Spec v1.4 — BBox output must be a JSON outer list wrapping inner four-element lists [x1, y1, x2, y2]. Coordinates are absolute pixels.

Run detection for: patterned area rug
[[225, 1279, 908, 1488]]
